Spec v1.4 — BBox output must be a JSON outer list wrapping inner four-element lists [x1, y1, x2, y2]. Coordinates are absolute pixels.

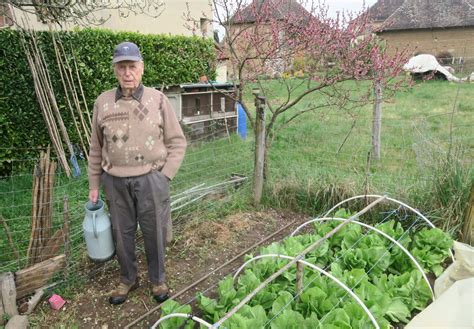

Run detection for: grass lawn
[[258, 79, 473, 234]]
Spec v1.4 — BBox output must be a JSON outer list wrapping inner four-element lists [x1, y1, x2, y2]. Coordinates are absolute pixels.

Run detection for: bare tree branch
[[3, 0, 165, 26]]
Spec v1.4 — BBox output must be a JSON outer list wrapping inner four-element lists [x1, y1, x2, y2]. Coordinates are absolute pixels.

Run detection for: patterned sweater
[[88, 85, 186, 190]]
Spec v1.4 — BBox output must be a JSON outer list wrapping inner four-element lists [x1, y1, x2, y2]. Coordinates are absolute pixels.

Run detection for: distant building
[[1, 1, 212, 37], [368, 0, 474, 73], [224, 0, 314, 78]]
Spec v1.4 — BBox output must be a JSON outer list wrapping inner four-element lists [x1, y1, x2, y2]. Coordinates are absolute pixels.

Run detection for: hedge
[[0, 28, 216, 176]]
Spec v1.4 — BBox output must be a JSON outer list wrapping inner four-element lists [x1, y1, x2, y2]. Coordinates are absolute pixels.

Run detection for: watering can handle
[[92, 212, 98, 238]]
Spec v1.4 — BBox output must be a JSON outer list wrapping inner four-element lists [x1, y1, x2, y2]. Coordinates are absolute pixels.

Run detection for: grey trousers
[[101, 170, 170, 285]]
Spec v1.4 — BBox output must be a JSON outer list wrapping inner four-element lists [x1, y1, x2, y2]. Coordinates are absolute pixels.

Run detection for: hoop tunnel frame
[[232, 254, 380, 329], [290, 217, 435, 300]]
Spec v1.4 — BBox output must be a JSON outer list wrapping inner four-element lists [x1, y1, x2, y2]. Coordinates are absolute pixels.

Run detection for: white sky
[[325, 0, 378, 17]]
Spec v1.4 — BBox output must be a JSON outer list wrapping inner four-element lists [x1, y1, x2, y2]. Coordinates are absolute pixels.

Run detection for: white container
[[83, 199, 115, 262]]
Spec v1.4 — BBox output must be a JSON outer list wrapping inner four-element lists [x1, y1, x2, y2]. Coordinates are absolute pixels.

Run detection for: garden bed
[[156, 198, 454, 328], [28, 209, 309, 328]]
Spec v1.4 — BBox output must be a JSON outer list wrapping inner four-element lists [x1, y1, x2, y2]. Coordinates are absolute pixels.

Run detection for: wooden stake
[[71, 47, 92, 129], [371, 79, 383, 160], [27, 151, 44, 265], [57, 35, 91, 146], [44, 156, 56, 245], [40, 148, 50, 252], [20, 29, 71, 176], [32, 31, 74, 159], [63, 196, 70, 280], [15, 254, 66, 299], [40, 229, 63, 261], [27, 149, 57, 265], [253, 94, 266, 205], [50, 29, 88, 154], [296, 261, 304, 300]]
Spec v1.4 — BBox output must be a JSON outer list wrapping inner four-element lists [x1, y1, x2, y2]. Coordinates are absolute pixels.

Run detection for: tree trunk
[[372, 80, 383, 160], [253, 95, 266, 205], [263, 140, 270, 180]]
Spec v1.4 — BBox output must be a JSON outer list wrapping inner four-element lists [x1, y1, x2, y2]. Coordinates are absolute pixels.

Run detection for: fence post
[[63, 196, 70, 280], [296, 261, 304, 300], [253, 93, 266, 205], [372, 79, 383, 160]]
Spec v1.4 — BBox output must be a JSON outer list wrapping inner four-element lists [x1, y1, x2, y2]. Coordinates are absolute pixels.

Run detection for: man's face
[[114, 60, 144, 90]]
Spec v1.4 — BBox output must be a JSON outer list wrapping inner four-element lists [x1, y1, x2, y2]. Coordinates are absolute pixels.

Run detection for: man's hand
[[89, 189, 99, 204]]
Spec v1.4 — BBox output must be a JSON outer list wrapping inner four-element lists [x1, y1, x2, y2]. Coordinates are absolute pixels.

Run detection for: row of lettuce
[[159, 211, 453, 328]]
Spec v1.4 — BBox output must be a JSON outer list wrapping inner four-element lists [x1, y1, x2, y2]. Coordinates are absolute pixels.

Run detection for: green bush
[[0, 28, 216, 176]]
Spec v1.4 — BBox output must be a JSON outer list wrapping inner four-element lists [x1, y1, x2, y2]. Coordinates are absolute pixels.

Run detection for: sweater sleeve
[[88, 101, 103, 190], [160, 95, 187, 180]]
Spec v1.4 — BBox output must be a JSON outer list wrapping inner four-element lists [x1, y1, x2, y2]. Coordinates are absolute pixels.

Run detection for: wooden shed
[[161, 83, 239, 139]]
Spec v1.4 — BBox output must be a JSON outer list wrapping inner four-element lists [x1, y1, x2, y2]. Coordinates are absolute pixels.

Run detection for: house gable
[[229, 0, 312, 24], [368, 0, 405, 24]]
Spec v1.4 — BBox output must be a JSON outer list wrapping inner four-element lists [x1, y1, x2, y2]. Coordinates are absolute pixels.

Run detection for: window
[[0, 4, 13, 28]]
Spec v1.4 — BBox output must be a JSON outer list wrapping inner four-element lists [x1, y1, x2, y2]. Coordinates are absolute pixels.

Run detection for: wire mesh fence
[[0, 120, 253, 295]]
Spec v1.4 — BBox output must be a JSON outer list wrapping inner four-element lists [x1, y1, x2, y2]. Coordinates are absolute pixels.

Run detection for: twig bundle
[[26, 147, 57, 266]]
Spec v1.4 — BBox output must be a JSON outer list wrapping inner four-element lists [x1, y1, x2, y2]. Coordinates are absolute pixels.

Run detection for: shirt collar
[[115, 84, 144, 102]]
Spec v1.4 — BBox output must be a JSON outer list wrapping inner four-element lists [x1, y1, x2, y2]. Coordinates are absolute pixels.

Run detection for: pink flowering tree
[[189, 0, 409, 201]]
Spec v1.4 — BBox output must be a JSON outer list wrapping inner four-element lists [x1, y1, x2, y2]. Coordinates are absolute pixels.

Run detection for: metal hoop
[[232, 254, 380, 329], [323, 194, 454, 261], [151, 313, 213, 328], [290, 217, 435, 300]]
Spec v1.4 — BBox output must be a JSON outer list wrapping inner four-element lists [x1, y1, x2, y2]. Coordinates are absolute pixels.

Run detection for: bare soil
[[29, 209, 309, 328]]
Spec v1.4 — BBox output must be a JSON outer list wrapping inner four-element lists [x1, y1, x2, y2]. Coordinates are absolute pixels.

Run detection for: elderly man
[[88, 41, 186, 305]]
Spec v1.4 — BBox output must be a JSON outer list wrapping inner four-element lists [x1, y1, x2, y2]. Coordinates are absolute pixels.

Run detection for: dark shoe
[[152, 282, 169, 303], [109, 279, 139, 305]]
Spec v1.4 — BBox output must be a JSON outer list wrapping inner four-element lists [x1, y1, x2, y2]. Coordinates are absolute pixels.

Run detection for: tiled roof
[[367, 0, 406, 22], [370, 0, 474, 31], [229, 0, 312, 24]]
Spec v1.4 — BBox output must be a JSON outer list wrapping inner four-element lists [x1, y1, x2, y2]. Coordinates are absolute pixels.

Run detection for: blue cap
[[112, 41, 142, 63]]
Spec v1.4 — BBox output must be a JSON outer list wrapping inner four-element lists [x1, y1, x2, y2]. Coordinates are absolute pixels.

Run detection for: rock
[[5, 315, 28, 329]]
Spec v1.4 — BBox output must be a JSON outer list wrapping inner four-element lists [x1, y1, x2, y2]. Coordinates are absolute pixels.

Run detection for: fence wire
[[0, 122, 253, 278]]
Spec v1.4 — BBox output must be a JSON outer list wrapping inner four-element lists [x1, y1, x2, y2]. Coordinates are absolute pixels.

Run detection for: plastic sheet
[[406, 278, 473, 329], [406, 242, 474, 329], [434, 241, 474, 297]]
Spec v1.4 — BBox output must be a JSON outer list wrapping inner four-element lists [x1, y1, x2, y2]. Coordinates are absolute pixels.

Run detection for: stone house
[[224, 0, 314, 79], [368, 0, 474, 73]]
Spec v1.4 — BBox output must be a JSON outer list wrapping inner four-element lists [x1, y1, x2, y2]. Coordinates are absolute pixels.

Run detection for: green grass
[[258, 79, 473, 234]]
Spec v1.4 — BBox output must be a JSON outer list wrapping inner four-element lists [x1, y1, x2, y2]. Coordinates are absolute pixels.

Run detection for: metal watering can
[[83, 199, 115, 262]]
